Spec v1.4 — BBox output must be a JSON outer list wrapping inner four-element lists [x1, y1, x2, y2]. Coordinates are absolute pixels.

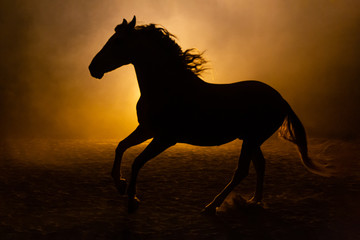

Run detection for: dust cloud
[[1, 0, 359, 139]]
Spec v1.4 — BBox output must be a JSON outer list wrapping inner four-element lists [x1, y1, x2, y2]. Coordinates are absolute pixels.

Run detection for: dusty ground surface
[[0, 137, 359, 239]]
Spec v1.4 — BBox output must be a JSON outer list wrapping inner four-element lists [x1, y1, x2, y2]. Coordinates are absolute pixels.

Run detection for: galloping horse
[[89, 16, 326, 214]]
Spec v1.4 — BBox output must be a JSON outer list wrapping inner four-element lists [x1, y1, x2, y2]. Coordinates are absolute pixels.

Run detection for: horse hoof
[[246, 198, 263, 208], [115, 178, 127, 195], [201, 205, 217, 216], [128, 196, 140, 213]]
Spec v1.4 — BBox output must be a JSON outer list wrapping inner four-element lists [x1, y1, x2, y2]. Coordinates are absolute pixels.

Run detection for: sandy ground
[[0, 136, 359, 239]]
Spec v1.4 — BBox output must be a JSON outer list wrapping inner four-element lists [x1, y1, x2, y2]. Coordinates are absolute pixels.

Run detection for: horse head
[[89, 16, 136, 79]]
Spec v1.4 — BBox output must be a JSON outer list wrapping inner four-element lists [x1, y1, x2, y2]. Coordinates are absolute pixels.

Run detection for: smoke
[[1, 0, 359, 139]]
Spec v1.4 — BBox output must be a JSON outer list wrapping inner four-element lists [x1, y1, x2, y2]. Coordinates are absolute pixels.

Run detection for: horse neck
[[132, 59, 203, 98]]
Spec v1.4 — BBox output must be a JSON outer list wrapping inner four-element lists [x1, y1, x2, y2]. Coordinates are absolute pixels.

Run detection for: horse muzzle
[[90, 70, 104, 79], [89, 64, 104, 79]]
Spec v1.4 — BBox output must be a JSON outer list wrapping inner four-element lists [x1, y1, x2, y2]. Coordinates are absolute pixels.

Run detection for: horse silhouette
[[89, 16, 327, 214]]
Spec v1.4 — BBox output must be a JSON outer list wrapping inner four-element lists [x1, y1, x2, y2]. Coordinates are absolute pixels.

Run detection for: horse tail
[[278, 103, 329, 176]]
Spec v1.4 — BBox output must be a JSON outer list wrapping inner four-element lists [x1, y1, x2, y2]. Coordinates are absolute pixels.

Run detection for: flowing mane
[[132, 24, 207, 76]]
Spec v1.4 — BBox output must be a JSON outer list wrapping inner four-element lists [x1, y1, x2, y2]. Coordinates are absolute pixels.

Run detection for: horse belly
[[176, 127, 239, 146], [172, 115, 244, 146]]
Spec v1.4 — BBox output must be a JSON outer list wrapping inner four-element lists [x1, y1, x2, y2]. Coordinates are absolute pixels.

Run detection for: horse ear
[[128, 16, 136, 29], [122, 18, 128, 25]]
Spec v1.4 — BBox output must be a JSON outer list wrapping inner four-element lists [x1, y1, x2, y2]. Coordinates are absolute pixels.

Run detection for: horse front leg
[[112, 126, 152, 195], [127, 138, 175, 213]]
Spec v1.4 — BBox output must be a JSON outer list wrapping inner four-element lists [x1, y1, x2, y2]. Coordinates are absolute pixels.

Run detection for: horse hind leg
[[248, 147, 265, 205], [202, 141, 254, 215]]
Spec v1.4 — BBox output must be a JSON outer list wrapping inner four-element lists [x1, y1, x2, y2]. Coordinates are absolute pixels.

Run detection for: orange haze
[[0, 0, 359, 139]]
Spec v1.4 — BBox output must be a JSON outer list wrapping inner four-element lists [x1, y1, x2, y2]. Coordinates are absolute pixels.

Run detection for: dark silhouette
[[89, 16, 328, 214]]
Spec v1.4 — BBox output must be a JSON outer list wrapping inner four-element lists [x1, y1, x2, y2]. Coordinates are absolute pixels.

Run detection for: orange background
[[1, 0, 359, 139]]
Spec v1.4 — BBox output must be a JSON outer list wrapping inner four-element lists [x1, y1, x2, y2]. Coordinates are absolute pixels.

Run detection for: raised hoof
[[128, 196, 140, 213], [201, 205, 217, 216], [114, 178, 127, 195]]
